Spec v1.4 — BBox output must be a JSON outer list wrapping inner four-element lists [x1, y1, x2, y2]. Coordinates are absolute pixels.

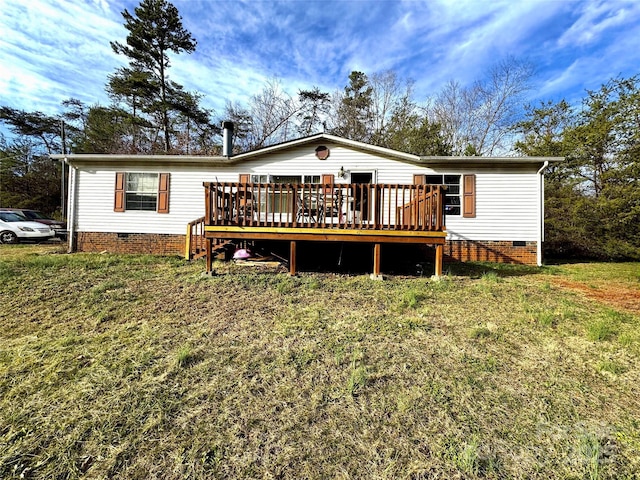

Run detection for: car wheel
[[0, 231, 19, 244]]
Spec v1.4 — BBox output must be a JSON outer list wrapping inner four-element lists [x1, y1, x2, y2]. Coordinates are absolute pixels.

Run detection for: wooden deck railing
[[203, 182, 446, 232], [185, 216, 206, 260], [397, 187, 445, 229]]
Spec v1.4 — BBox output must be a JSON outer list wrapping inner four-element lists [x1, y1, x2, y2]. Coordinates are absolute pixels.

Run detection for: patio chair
[[234, 188, 256, 224], [296, 192, 324, 223]]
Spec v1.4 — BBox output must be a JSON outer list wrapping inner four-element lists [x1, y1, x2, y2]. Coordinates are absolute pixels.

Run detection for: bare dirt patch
[[551, 277, 640, 314]]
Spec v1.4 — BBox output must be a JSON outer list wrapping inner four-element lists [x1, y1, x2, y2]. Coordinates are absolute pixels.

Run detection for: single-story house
[[52, 124, 562, 276]]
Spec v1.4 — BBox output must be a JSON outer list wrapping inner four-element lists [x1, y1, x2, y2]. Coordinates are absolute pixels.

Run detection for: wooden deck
[[193, 182, 448, 276]]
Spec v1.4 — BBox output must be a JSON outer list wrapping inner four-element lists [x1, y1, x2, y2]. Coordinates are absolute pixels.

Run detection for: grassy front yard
[[1, 245, 639, 479]]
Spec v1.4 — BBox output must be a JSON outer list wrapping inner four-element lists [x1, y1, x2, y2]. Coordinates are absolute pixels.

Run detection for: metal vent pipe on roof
[[222, 121, 234, 157]]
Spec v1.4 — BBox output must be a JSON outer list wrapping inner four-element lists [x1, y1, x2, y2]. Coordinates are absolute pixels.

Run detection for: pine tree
[[297, 87, 330, 136], [110, 0, 197, 152], [334, 71, 374, 141]]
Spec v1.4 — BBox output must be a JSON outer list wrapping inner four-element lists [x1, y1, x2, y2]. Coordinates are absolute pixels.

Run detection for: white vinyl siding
[[445, 173, 539, 241], [75, 167, 238, 235], [71, 142, 541, 242]]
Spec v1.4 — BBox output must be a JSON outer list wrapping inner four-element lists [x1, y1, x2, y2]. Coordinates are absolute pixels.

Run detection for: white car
[[0, 212, 55, 244]]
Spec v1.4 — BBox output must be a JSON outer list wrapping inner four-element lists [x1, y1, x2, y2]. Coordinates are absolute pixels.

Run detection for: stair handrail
[[185, 216, 206, 260]]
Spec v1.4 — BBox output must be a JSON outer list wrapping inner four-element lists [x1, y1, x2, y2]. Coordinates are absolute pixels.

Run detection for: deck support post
[[370, 243, 383, 280], [205, 238, 213, 273], [289, 241, 297, 276], [434, 244, 443, 278]]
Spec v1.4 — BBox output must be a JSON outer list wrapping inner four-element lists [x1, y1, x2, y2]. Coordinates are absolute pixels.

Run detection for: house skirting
[[74, 232, 538, 266], [75, 232, 185, 255], [445, 240, 537, 265]]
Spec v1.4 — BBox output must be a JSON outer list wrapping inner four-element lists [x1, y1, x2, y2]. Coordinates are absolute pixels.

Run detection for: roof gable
[[231, 133, 421, 163]]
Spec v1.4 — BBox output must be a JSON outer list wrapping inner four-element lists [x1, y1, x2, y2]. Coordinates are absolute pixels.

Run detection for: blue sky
[[0, 0, 639, 118]]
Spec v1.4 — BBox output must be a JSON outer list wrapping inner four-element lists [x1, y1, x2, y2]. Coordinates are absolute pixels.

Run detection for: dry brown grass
[[1, 245, 639, 479]]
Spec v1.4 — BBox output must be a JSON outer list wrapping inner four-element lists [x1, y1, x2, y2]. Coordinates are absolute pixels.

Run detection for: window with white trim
[[125, 173, 159, 211], [248, 175, 322, 214], [250, 174, 320, 184], [426, 174, 461, 215]]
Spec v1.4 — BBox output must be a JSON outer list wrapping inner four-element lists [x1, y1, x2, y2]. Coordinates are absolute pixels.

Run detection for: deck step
[[189, 238, 237, 261]]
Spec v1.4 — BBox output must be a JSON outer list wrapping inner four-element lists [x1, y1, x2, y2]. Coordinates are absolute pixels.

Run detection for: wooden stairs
[[186, 217, 254, 261]]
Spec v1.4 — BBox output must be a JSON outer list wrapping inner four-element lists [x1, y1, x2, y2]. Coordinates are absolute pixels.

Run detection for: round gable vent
[[315, 145, 330, 160]]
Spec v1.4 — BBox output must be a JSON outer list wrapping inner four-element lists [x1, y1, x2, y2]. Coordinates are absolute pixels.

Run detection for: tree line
[[515, 76, 640, 260], [0, 0, 638, 260]]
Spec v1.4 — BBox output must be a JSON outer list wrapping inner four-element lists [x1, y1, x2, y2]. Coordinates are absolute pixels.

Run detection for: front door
[[350, 172, 373, 221]]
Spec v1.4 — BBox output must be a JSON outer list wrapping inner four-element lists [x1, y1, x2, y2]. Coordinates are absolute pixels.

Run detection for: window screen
[[125, 173, 158, 211]]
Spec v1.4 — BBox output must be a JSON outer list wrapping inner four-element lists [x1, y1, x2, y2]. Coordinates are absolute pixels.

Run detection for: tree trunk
[[160, 62, 170, 152]]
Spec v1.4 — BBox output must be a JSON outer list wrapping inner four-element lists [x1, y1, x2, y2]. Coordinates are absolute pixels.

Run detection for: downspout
[[536, 161, 549, 266], [65, 158, 78, 253]]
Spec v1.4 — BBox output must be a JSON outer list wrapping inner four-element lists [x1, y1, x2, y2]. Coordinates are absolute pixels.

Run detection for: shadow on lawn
[[442, 261, 546, 278]]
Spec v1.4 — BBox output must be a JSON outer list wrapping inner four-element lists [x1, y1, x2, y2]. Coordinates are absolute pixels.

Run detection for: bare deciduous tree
[[328, 70, 417, 145], [369, 70, 413, 143], [429, 57, 533, 155], [246, 79, 299, 149]]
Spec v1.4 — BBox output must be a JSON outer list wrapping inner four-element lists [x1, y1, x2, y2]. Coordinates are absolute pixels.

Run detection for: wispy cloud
[[0, 0, 638, 119], [557, 0, 640, 48], [0, 0, 123, 111], [533, 0, 640, 102]]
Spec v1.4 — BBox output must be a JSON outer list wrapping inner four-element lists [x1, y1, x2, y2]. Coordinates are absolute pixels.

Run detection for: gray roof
[[51, 133, 563, 166]]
